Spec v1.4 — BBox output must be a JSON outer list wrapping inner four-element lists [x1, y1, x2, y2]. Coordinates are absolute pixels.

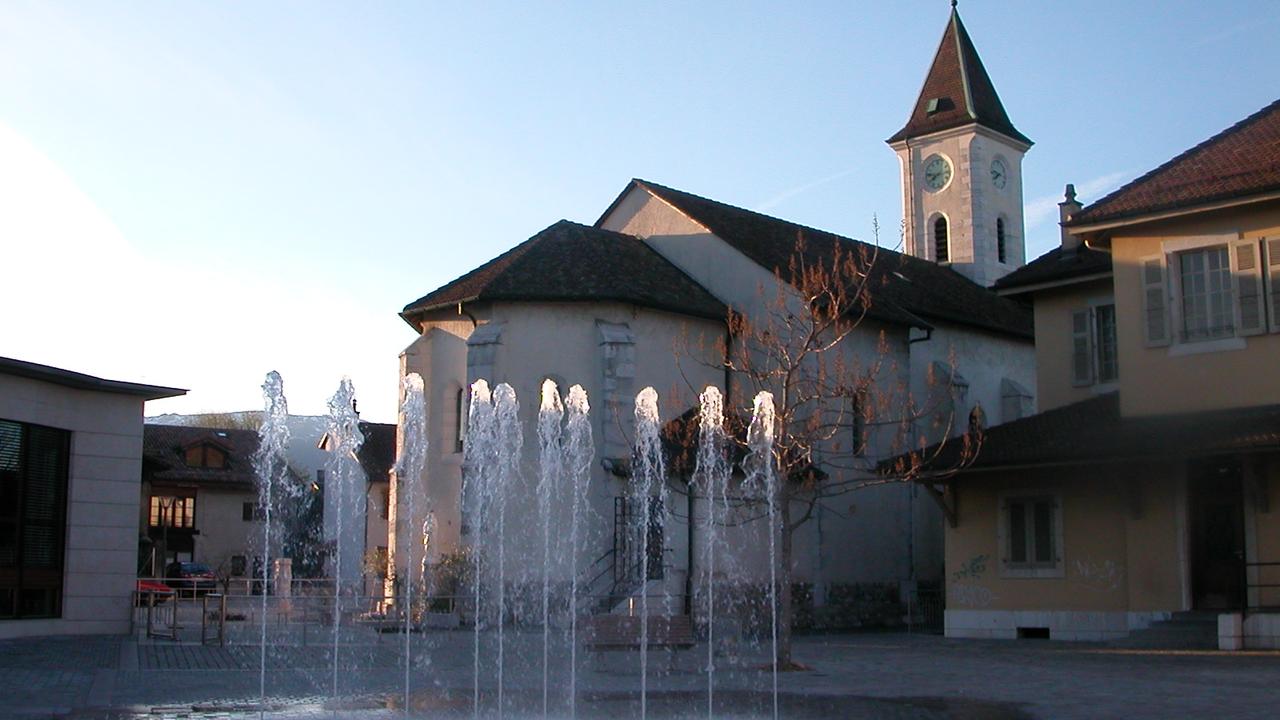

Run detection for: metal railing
[[1243, 560, 1280, 618]]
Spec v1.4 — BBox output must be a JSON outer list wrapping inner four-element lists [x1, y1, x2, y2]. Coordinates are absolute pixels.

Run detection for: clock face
[[991, 158, 1008, 189], [924, 155, 951, 191]]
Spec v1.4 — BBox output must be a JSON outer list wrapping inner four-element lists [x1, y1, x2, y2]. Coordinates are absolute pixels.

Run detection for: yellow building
[[914, 99, 1280, 647]]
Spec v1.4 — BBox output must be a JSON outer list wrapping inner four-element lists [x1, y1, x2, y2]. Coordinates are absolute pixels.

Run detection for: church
[[389, 5, 1036, 627]]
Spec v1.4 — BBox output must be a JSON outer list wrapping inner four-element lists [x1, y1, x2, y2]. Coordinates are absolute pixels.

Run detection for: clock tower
[[887, 5, 1032, 287]]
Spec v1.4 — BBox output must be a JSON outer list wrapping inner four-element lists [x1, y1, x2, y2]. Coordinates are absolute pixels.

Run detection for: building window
[[1000, 493, 1063, 578], [380, 487, 390, 520], [1143, 237, 1274, 348], [850, 390, 867, 457], [184, 443, 226, 469], [231, 555, 247, 576], [1071, 304, 1119, 386], [996, 217, 1007, 264], [455, 387, 466, 454], [0, 418, 71, 620], [241, 501, 266, 522], [1178, 246, 1234, 342], [1000, 378, 1034, 423], [934, 216, 949, 263], [150, 495, 195, 528]]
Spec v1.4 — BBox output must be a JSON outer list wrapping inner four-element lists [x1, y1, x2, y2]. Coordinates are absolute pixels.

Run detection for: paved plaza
[[1, 627, 1278, 720]]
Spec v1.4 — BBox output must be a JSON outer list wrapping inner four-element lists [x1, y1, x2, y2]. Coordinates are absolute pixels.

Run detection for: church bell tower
[[887, 4, 1032, 287]]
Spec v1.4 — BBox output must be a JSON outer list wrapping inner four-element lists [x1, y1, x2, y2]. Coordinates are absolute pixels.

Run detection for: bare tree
[[185, 411, 264, 431], [677, 225, 981, 668]]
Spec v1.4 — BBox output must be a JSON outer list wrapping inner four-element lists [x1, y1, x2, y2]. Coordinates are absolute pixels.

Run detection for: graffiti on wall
[[951, 582, 996, 608], [1071, 558, 1123, 592], [952, 554, 988, 581], [950, 554, 994, 607]]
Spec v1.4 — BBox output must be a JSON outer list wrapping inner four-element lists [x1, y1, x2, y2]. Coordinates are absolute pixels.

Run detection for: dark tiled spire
[[887, 8, 1031, 146]]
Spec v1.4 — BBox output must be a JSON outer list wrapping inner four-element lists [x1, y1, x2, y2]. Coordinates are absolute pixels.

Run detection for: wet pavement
[[1, 630, 1277, 719]]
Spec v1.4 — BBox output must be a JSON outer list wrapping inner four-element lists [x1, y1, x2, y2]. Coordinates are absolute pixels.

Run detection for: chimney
[[1059, 184, 1083, 256]]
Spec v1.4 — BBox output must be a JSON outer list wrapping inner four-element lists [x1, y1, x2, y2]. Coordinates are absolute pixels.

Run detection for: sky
[[1, 1, 1277, 423]]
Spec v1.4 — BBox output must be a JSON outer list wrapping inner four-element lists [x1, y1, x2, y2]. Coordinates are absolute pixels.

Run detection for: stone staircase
[[1110, 611, 1219, 650]]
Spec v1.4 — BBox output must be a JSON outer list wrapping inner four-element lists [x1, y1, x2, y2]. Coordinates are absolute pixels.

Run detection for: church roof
[[617, 179, 1033, 339], [400, 220, 727, 325], [1068, 98, 1280, 228], [886, 8, 1030, 146]]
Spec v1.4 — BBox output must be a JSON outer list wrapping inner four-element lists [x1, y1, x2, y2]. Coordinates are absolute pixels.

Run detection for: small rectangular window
[[1094, 304, 1118, 383], [1005, 496, 1058, 571], [455, 388, 467, 453]]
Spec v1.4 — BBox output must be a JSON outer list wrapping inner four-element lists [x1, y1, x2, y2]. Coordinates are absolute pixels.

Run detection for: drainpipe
[[685, 482, 695, 616]]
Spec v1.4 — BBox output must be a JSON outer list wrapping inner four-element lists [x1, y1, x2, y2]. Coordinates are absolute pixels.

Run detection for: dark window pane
[[1, 418, 70, 619], [1034, 500, 1054, 564], [0, 522, 16, 566], [1009, 502, 1027, 563]]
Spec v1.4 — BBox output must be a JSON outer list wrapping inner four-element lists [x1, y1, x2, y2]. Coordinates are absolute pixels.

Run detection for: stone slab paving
[[0, 632, 1277, 719]]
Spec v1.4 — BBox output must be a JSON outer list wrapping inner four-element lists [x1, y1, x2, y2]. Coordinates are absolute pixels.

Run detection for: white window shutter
[[1140, 254, 1171, 347], [1232, 239, 1265, 336], [1266, 238, 1280, 334], [1071, 308, 1094, 386]]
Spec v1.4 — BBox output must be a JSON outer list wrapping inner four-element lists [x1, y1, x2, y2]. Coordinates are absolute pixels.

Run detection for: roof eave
[[1067, 188, 1280, 235], [0, 356, 186, 400], [995, 271, 1114, 297]]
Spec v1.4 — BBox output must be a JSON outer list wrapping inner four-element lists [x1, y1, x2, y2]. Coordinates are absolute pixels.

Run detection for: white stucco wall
[[0, 373, 150, 638], [190, 487, 259, 576]]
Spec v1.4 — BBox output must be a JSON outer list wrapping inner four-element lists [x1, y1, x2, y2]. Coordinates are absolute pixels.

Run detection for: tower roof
[[887, 8, 1031, 146]]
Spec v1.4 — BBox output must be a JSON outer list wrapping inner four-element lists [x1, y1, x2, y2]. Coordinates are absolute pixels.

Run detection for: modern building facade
[[0, 356, 183, 639]]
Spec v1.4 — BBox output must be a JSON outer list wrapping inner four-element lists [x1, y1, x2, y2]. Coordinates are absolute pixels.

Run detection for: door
[[1190, 457, 1246, 610]]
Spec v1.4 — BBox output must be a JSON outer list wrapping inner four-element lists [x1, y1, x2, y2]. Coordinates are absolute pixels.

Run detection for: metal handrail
[[1242, 560, 1280, 618]]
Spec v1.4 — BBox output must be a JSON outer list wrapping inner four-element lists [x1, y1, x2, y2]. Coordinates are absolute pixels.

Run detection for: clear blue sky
[[2, 1, 1276, 422]]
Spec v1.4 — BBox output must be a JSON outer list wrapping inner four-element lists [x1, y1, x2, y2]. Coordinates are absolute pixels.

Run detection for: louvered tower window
[[934, 217, 949, 263], [997, 217, 1007, 263]]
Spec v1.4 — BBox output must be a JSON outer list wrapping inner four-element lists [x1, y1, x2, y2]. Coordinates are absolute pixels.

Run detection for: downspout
[[685, 480, 694, 615]]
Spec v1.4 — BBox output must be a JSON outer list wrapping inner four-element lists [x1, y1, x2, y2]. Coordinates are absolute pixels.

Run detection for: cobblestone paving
[[2, 632, 1278, 719]]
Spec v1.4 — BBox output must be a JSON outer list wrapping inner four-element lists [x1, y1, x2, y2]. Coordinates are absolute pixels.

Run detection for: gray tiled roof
[[401, 220, 727, 325], [992, 245, 1112, 293], [884, 393, 1280, 475], [621, 179, 1033, 339]]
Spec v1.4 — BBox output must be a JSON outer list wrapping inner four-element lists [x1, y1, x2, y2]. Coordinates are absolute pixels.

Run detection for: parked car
[[135, 578, 174, 605], [164, 561, 217, 595]]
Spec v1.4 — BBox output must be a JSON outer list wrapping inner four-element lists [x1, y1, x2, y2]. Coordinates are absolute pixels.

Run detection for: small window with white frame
[[1071, 302, 1118, 387], [999, 492, 1063, 578]]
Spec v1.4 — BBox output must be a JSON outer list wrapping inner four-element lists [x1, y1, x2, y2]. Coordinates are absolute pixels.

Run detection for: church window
[[933, 217, 949, 263], [997, 217, 1007, 263]]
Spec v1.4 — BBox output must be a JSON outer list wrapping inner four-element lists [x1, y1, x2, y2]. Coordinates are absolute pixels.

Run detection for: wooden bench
[[583, 614, 696, 652]]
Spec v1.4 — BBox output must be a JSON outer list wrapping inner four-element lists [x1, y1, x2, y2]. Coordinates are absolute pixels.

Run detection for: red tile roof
[[1070, 98, 1280, 227], [887, 9, 1030, 146]]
